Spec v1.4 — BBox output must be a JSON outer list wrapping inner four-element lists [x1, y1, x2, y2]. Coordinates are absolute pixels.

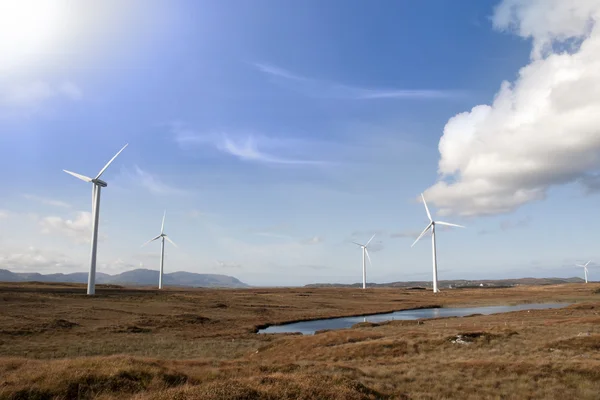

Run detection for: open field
[[1, 282, 599, 399]]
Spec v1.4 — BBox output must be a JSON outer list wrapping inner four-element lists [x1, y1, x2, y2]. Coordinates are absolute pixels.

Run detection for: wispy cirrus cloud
[[173, 123, 330, 166], [253, 63, 460, 100], [1, 81, 82, 106], [119, 165, 188, 196], [23, 194, 71, 208], [390, 230, 423, 239], [478, 216, 532, 235]]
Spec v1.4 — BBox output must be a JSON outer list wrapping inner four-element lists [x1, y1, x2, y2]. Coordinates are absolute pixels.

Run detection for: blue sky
[[1, 0, 600, 286]]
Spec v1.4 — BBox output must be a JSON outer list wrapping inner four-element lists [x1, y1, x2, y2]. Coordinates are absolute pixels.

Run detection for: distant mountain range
[[0, 268, 249, 288], [305, 277, 586, 289]]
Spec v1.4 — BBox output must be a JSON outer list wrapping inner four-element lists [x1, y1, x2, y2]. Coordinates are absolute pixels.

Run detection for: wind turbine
[[576, 260, 591, 283], [411, 193, 465, 293], [352, 234, 375, 289], [63, 144, 128, 295], [142, 210, 177, 289]]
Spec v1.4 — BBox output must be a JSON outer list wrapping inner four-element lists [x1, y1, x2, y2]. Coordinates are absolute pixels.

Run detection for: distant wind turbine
[[576, 260, 591, 283], [142, 210, 177, 289], [352, 234, 375, 289], [411, 193, 465, 293], [63, 144, 128, 295]]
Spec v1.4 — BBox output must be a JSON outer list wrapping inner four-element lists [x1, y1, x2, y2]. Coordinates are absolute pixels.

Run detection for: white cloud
[[23, 194, 71, 208], [0, 210, 9, 219], [302, 236, 324, 245], [214, 260, 242, 269], [254, 63, 459, 100], [39, 211, 92, 244], [216, 234, 325, 272], [425, 0, 600, 217], [174, 123, 330, 166], [390, 230, 423, 239], [493, 0, 600, 60], [129, 165, 187, 196], [59, 81, 83, 100], [97, 257, 142, 274], [1, 80, 83, 107], [188, 209, 202, 218], [0, 246, 78, 272], [499, 216, 532, 231]]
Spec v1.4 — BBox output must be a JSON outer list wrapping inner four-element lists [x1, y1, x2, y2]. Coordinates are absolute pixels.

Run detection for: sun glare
[[0, 0, 64, 70]]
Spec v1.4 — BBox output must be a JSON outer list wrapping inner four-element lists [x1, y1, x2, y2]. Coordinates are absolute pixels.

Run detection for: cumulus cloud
[[425, 0, 600, 217], [0, 246, 78, 271], [39, 211, 93, 244]]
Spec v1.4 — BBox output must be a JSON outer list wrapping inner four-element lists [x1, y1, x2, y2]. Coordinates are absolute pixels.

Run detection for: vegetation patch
[[145, 374, 387, 400], [546, 334, 600, 351], [104, 325, 152, 334], [0, 319, 79, 337], [0, 357, 190, 400]]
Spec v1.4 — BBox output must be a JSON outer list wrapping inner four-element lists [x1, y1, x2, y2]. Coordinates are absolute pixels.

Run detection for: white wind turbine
[[352, 234, 375, 289], [411, 193, 465, 293], [142, 210, 177, 289], [576, 260, 591, 283], [63, 144, 128, 295]]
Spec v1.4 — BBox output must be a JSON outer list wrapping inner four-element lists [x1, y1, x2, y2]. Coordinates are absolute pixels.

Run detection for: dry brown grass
[[1, 282, 599, 399]]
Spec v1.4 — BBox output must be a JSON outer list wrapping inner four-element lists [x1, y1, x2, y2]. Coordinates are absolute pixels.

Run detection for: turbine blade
[[365, 248, 373, 268], [63, 170, 92, 182], [161, 210, 166, 234], [365, 234, 376, 247], [95, 143, 128, 179], [436, 221, 466, 228], [141, 234, 161, 247], [421, 193, 432, 222], [585, 260, 591, 267], [411, 222, 433, 248], [164, 235, 178, 248], [351, 241, 364, 247]]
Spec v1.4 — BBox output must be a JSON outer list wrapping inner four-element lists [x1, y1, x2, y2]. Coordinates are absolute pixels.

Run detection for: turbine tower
[[63, 144, 128, 295], [352, 234, 375, 289], [576, 260, 591, 283], [142, 210, 177, 289], [411, 193, 465, 293]]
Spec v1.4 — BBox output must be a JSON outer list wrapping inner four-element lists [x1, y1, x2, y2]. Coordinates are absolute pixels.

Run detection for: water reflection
[[258, 302, 569, 335]]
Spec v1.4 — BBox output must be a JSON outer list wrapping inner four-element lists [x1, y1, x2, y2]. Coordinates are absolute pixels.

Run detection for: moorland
[[1, 282, 599, 399]]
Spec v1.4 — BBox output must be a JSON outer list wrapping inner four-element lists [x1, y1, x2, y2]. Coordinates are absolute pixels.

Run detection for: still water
[[258, 302, 570, 335]]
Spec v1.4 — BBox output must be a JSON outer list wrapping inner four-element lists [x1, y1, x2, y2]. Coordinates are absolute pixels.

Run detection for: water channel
[[258, 302, 570, 335]]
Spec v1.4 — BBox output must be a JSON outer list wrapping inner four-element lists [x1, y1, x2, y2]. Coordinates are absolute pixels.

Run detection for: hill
[[305, 277, 586, 289], [0, 268, 249, 288]]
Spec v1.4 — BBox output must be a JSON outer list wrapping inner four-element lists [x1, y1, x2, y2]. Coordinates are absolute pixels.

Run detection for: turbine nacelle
[[92, 179, 107, 187]]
